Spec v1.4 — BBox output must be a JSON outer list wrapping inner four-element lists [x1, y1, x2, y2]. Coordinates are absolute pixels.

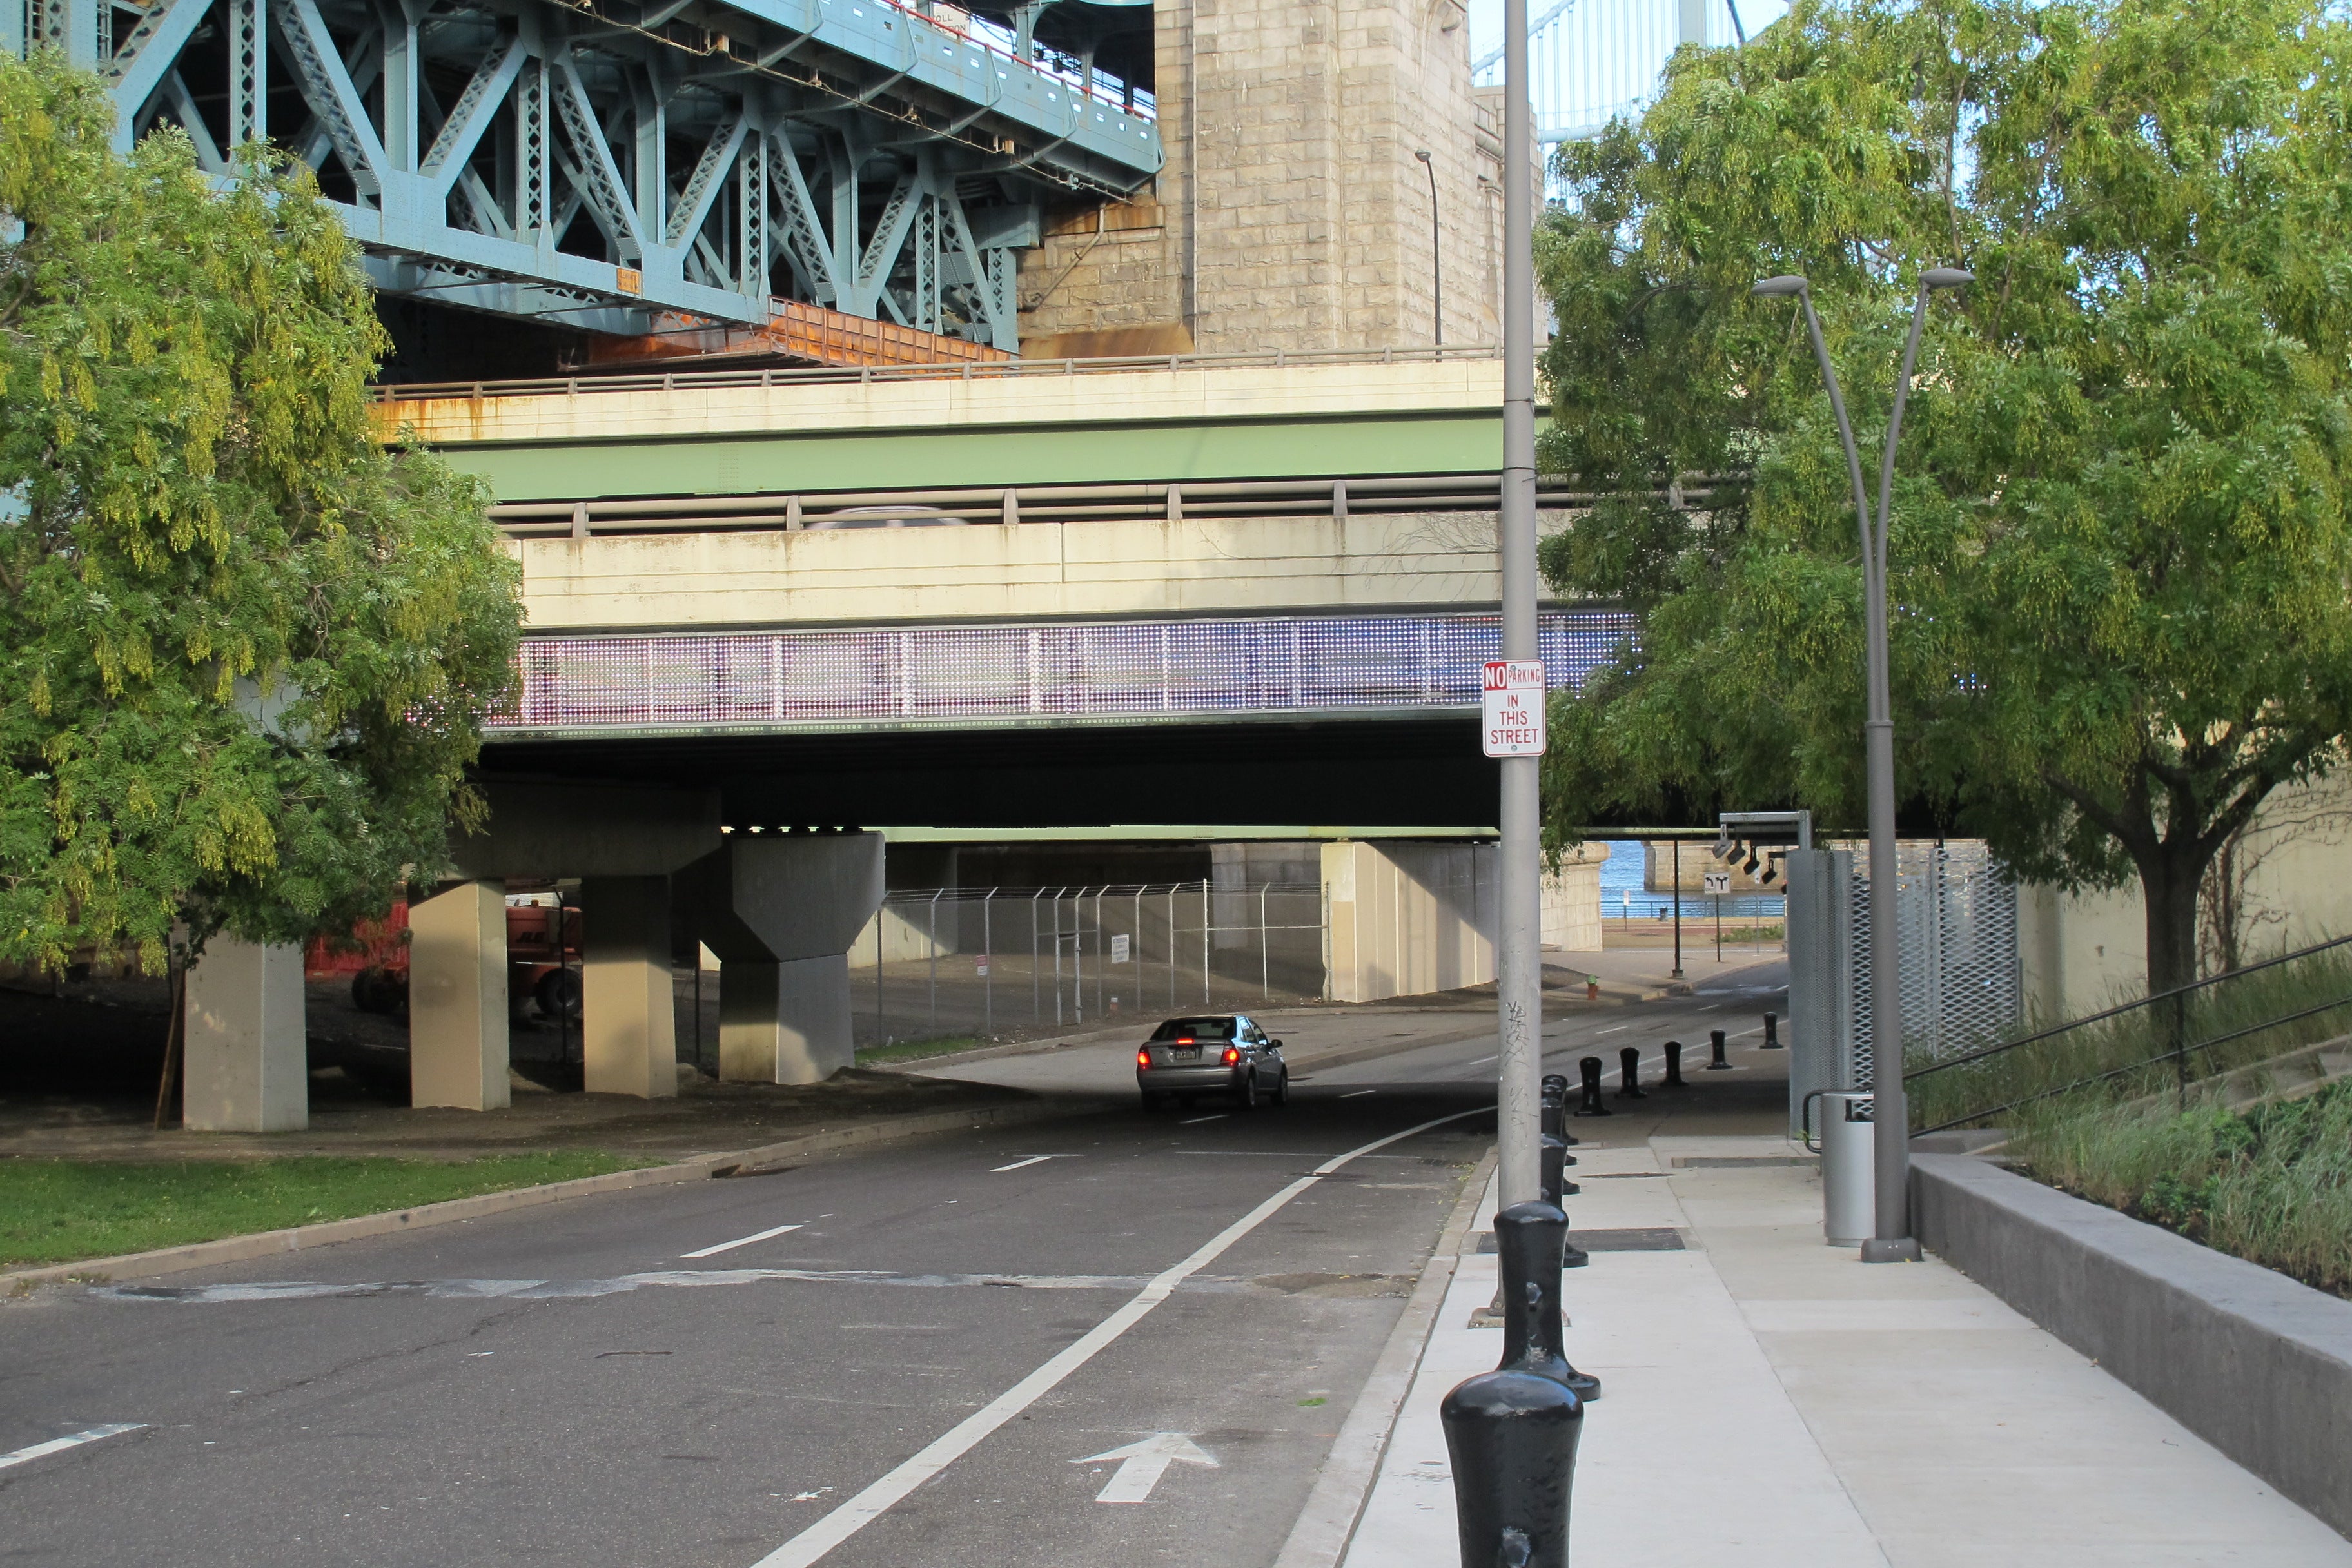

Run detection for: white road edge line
[[681, 1223, 805, 1260], [749, 1104, 1495, 1568], [1179, 1114, 1226, 1125], [990, 1155, 1057, 1173], [1339, 1090, 1377, 1099], [0, 1424, 145, 1473]]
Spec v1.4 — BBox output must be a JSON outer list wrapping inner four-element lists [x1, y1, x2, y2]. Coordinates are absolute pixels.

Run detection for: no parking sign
[[1481, 660, 1547, 757]]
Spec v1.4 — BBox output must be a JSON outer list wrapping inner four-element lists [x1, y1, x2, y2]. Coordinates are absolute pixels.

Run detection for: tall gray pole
[[1756, 267, 1965, 1262], [1496, 0, 1542, 1210]]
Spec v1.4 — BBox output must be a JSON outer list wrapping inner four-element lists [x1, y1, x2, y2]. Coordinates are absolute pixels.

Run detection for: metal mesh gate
[[1846, 842, 2021, 1090]]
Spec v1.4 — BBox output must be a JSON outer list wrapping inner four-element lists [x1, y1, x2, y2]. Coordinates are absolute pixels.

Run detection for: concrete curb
[[1271, 1141, 1498, 1568], [1913, 1153, 2352, 1539], [1, 1097, 1069, 1297]]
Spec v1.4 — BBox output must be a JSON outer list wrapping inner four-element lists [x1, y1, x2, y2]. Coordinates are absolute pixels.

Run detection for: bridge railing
[[368, 343, 1510, 406]]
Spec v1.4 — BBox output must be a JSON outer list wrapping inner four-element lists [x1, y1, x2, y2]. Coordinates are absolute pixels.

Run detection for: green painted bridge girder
[[440, 411, 1508, 503]]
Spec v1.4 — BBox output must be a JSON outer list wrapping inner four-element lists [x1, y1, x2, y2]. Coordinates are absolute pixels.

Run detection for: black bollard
[[1538, 1135, 1585, 1231], [1762, 1010, 1783, 1050], [1663, 1040, 1687, 1088], [1494, 1201, 1602, 1400], [1542, 1073, 1578, 1146], [1615, 1044, 1649, 1099], [1441, 1371, 1580, 1568], [1571, 1055, 1612, 1116], [1707, 1028, 1732, 1070]]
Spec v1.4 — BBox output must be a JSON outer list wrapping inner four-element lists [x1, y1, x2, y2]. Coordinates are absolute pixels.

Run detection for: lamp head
[[1922, 267, 1974, 290], [1750, 274, 1808, 297], [1415, 148, 1433, 164]]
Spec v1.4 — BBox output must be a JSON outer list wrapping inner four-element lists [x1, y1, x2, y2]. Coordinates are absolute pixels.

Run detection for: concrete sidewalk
[[1338, 1138, 2352, 1567]]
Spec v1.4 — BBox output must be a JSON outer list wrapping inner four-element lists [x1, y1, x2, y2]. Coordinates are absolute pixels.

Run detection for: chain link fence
[[850, 882, 1328, 1046]]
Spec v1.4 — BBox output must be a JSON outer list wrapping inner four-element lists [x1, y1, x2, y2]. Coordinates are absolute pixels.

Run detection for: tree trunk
[[2141, 854, 2203, 1000]]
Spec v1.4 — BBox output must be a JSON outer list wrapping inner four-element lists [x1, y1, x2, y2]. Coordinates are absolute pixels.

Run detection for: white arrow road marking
[[682, 1222, 804, 1259], [990, 1155, 1059, 1173], [1073, 1432, 1219, 1504], [0, 1424, 144, 1473], [749, 1103, 1493, 1568]]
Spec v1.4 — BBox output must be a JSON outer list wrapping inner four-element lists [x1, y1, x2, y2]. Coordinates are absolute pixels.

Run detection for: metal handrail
[[368, 343, 1509, 404], [1905, 930, 2352, 1083]]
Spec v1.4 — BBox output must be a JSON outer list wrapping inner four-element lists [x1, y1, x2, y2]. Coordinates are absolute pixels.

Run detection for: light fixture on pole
[[1415, 149, 1442, 349], [1752, 264, 1970, 1264]]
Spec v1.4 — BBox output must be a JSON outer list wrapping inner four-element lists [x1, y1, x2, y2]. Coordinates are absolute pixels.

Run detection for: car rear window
[[1150, 1017, 1236, 1041]]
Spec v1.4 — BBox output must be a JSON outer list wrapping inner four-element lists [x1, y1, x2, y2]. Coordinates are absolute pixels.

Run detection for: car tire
[[1233, 1073, 1257, 1111], [1271, 1067, 1291, 1106]]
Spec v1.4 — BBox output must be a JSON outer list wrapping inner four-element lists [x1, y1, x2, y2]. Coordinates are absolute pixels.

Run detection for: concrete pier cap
[[431, 778, 724, 1100], [677, 833, 886, 1085]]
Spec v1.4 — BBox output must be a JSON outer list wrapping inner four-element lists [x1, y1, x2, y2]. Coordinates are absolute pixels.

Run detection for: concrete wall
[[507, 509, 1571, 631], [2019, 772, 2352, 1020], [1914, 1155, 2352, 1540], [1541, 841, 1607, 952], [1322, 839, 1495, 1001]]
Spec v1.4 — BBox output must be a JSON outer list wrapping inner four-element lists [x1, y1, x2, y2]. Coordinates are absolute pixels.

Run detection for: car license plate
[[1172, 1047, 1199, 1062]]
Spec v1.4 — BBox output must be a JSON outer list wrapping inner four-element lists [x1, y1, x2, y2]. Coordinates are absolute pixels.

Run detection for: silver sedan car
[[1135, 1014, 1290, 1110]]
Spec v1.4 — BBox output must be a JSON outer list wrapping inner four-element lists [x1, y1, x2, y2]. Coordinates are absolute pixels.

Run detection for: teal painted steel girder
[[72, 0, 1158, 337]]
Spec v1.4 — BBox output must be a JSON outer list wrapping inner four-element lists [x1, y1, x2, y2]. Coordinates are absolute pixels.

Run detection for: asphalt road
[[0, 967, 1785, 1568]]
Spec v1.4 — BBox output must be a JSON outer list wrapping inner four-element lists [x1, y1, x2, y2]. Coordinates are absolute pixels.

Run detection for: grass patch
[[1908, 937, 2352, 1133], [856, 1035, 991, 1064], [0, 1152, 660, 1269], [2008, 1078, 2352, 1299]]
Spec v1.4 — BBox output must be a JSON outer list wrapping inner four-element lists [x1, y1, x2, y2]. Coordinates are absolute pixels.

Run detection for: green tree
[[0, 52, 522, 974], [1538, 0, 2352, 999]]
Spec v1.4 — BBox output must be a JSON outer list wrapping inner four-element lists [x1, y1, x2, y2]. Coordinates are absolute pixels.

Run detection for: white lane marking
[[681, 1222, 804, 1259], [0, 1424, 144, 1473], [990, 1155, 1058, 1173], [1179, 1114, 1226, 1124], [1075, 1432, 1219, 1504], [1467, 1054, 1498, 1065], [1594, 1025, 1627, 1035], [749, 1104, 1493, 1568], [1340, 1090, 1377, 1099]]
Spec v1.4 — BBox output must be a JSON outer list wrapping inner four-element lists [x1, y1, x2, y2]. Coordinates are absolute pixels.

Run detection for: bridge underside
[[483, 713, 1500, 830], [63, 0, 1159, 352]]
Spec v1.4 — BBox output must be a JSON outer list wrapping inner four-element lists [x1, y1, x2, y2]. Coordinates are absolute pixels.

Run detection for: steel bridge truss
[[27, 0, 1161, 341]]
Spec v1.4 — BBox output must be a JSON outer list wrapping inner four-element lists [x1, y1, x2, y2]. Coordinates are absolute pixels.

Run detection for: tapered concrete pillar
[[719, 956, 857, 1083], [182, 937, 308, 1131], [582, 874, 678, 1098], [680, 834, 885, 1086], [409, 879, 510, 1110]]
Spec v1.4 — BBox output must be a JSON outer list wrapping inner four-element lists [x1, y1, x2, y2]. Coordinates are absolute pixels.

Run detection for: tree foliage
[[1537, 0, 2352, 994], [0, 52, 522, 973]]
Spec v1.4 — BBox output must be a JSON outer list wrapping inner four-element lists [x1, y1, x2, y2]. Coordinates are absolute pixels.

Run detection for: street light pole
[[1495, 0, 1540, 1211], [1415, 148, 1443, 348], [1752, 267, 1968, 1263]]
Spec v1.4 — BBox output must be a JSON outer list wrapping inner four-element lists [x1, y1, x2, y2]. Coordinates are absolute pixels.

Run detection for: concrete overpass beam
[[408, 878, 511, 1110], [680, 834, 885, 1084], [182, 937, 308, 1131], [583, 875, 680, 1098]]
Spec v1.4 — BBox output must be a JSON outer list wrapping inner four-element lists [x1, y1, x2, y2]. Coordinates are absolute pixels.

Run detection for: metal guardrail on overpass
[[371, 343, 1510, 404], [495, 608, 1637, 737]]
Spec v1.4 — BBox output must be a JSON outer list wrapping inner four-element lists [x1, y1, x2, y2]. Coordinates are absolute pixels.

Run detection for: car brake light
[[1137, 1049, 1151, 1068], [1222, 1046, 1240, 1066], [1175, 1037, 1194, 1045]]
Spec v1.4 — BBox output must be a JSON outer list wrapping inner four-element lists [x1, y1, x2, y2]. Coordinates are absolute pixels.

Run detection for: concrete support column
[[408, 879, 511, 1110], [681, 834, 884, 1086], [719, 954, 856, 1084], [182, 937, 308, 1131], [582, 874, 678, 1098]]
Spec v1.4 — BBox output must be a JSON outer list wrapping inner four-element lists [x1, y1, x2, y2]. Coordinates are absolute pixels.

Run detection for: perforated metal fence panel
[[1845, 843, 2021, 1092]]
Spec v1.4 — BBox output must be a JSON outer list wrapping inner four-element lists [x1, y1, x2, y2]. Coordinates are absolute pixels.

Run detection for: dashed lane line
[[682, 1222, 805, 1259], [0, 1425, 145, 1474]]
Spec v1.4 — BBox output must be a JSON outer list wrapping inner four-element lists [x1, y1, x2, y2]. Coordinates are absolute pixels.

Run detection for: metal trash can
[[1803, 1090, 1874, 1248]]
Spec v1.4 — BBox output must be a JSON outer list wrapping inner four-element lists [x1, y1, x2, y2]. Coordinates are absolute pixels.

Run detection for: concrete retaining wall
[[1912, 1154, 2352, 1538]]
